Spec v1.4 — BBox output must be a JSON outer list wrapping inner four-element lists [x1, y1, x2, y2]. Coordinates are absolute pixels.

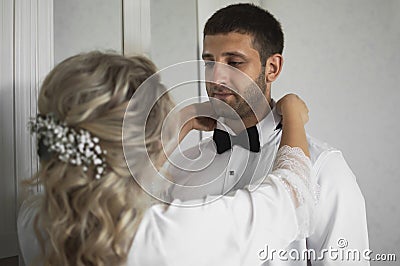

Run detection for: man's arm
[[308, 150, 369, 265]]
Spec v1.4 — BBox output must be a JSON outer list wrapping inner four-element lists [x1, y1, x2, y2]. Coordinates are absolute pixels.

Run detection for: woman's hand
[[179, 102, 217, 136], [276, 94, 310, 157], [156, 102, 218, 168], [276, 94, 309, 125]]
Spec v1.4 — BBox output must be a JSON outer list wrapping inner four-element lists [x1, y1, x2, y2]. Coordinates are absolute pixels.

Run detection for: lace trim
[[271, 145, 320, 239], [273, 145, 311, 181]]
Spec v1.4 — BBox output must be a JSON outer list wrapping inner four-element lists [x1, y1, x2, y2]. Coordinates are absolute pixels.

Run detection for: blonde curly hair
[[26, 51, 175, 265]]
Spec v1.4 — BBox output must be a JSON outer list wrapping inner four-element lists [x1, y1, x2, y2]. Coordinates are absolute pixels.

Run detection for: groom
[[167, 3, 369, 265]]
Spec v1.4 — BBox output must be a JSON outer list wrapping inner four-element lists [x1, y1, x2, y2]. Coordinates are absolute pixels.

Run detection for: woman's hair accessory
[[29, 114, 107, 179]]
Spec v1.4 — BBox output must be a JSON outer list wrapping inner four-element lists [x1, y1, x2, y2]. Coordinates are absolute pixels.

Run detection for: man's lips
[[212, 92, 235, 100]]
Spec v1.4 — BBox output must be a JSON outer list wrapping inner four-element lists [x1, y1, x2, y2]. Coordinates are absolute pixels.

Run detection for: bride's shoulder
[[17, 194, 43, 265], [18, 194, 42, 225]]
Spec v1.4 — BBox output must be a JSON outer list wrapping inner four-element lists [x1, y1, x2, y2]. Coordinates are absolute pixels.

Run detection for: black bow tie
[[213, 126, 260, 154]]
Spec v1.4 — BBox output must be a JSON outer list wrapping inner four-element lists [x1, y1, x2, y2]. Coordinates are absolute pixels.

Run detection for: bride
[[18, 51, 317, 266]]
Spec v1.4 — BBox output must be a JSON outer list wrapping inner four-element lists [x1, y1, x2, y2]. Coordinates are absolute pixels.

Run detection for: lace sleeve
[[271, 145, 320, 239]]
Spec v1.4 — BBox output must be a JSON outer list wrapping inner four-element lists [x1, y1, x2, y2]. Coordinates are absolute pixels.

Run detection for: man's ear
[[264, 54, 283, 83]]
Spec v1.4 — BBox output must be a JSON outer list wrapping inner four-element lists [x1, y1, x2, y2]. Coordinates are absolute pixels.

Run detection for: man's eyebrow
[[201, 52, 248, 60], [221, 52, 247, 59]]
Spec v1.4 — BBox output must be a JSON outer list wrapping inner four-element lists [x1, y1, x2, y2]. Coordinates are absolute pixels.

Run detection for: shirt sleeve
[[306, 150, 370, 266], [129, 146, 318, 266]]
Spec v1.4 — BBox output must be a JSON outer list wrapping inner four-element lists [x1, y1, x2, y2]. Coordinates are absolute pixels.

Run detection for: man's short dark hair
[[203, 3, 284, 65]]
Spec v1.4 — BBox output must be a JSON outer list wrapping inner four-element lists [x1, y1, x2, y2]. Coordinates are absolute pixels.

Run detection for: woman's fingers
[[277, 94, 309, 125], [179, 102, 218, 132]]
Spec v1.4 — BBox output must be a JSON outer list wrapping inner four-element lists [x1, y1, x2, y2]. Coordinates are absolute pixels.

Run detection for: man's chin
[[211, 103, 240, 120]]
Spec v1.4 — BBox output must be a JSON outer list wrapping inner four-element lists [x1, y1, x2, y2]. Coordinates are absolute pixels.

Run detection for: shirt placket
[[222, 146, 250, 194]]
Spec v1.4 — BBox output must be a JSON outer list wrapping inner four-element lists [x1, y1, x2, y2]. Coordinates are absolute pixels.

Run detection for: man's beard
[[210, 72, 267, 120]]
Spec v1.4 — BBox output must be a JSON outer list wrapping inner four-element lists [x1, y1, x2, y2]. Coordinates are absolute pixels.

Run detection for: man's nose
[[210, 63, 230, 85]]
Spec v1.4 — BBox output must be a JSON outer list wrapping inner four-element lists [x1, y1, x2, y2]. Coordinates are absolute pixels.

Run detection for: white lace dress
[[18, 145, 319, 266]]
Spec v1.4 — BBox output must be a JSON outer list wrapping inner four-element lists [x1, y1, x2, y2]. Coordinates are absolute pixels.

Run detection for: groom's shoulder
[[306, 136, 365, 208], [306, 135, 357, 182], [306, 134, 347, 167]]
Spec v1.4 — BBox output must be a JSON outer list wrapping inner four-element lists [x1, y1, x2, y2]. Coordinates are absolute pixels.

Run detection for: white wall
[[149, 0, 201, 147], [261, 0, 400, 255], [150, 0, 198, 69], [54, 0, 122, 64]]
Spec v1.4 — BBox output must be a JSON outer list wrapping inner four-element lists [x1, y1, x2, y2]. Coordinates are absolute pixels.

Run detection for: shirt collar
[[215, 99, 282, 147], [256, 99, 282, 146]]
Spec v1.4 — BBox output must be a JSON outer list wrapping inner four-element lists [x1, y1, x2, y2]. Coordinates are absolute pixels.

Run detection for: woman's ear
[[264, 54, 283, 83]]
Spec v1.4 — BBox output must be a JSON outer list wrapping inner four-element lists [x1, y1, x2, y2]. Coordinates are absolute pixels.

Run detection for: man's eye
[[228, 61, 243, 67]]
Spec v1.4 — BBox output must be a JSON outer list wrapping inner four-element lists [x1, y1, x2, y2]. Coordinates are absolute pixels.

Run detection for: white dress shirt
[[166, 102, 370, 265]]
